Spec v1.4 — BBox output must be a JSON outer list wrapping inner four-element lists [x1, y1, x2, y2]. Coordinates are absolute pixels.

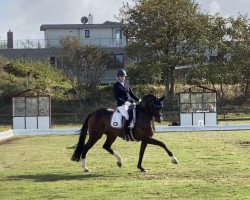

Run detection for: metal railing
[[0, 39, 46, 49], [0, 38, 127, 49]]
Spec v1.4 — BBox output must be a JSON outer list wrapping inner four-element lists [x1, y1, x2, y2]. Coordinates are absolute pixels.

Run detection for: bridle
[[152, 99, 163, 119], [139, 95, 164, 120], [153, 101, 163, 110]]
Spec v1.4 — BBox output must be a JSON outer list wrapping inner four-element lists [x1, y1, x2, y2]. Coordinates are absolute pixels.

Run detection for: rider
[[113, 69, 140, 141]]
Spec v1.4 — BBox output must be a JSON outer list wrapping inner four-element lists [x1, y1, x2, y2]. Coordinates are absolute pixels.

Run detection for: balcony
[[0, 38, 127, 49], [0, 39, 45, 49]]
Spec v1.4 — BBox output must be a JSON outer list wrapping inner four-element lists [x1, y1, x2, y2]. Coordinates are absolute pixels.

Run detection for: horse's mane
[[142, 94, 155, 101]]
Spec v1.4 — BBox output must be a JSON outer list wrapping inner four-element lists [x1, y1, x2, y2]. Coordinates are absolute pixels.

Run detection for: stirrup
[[123, 128, 135, 142]]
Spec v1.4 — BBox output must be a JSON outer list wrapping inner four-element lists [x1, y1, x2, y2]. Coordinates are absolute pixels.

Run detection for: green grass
[[0, 131, 249, 200], [219, 120, 250, 125], [0, 124, 11, 132]]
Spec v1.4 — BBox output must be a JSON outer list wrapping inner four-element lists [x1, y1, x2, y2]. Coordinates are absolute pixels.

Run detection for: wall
[[44, 28, 125, 48], [0, 47, 131, 83]]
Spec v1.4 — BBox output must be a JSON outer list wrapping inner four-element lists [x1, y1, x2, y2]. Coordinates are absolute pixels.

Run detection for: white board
[[38, 116, 50, 129], [26, 117, 37, 129], [180, 113, 192, 126], [193, 113, 204, 126], [205, 113, 217, 125], [13, 117, 25, 129]]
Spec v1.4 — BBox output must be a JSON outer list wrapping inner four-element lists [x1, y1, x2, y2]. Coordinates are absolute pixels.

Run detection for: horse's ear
[[158, 96, 165, 102]]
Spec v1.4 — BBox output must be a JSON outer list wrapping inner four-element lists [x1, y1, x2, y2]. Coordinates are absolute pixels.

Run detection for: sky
[[0, 0, 250, 40]]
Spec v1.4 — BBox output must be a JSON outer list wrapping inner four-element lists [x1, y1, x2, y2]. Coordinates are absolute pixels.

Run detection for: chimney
[[7, 30, 13, 49], [88, 13, 93, 24]]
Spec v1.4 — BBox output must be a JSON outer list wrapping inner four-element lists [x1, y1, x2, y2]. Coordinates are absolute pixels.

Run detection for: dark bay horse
[[71, 95, 178, 172]]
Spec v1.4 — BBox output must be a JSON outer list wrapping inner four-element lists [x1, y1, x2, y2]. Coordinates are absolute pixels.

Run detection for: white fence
[[1, 124, 250, 141]]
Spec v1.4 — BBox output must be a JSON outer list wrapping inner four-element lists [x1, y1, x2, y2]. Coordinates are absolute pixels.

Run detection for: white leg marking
[[79, 158, 90, 172], [171, 156, 178, 164], [113, 151, 122, 167]]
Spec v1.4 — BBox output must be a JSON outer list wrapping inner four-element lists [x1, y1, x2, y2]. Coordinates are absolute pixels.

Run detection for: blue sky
[[0, 0, 250, 40]]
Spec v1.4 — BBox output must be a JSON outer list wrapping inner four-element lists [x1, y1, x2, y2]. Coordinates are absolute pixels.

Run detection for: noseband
[[153, 101, 163, 110], [140, 95, 164, 119]]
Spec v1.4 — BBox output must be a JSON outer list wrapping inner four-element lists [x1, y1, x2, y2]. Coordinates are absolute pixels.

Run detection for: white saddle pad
[[111, 107, 136, 129], [111, 110, 123, 129]]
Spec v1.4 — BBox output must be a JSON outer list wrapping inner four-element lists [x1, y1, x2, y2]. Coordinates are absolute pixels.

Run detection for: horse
[[71, 94, 178, 172]]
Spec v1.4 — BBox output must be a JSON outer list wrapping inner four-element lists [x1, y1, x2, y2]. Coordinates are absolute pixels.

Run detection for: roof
[[40, 21, 122, 31], [178, 85, 217, 93], [12, 89, 50, 97]]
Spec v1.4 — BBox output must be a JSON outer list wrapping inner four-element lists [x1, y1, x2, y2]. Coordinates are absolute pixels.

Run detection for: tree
[[188, 14, 250, 104], [0, 58, 70, 98], [227, 15, 250, 102], [188, 15, 232, 102], [119, 0, 210, 109], [126, 62, 162, 85], [60, 36, 109, 108]]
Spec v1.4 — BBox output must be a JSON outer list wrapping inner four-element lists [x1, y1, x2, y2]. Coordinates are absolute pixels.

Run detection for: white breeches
[[117, 104, 129, 120]]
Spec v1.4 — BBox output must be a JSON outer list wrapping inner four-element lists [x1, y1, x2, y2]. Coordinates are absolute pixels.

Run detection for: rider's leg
[[124, 108, 133, 141]]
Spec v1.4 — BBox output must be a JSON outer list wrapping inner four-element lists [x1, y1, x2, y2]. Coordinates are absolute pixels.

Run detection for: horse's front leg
[[146, 137, 178, 164], [137, 141, 148, 172], [103, 135, 122, 168]]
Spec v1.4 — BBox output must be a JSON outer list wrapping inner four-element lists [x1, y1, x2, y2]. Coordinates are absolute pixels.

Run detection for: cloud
[[1, 0, 250, 40], [208, 0, 221, 15], [0, 0, 132, 40]]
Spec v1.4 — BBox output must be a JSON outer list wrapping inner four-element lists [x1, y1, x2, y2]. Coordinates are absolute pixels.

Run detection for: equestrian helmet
[[117, 69, 127, 77]]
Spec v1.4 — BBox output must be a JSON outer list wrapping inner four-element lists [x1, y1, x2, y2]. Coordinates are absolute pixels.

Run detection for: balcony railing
[[0, 38, 127, 49], [0, 39, 46, 49]]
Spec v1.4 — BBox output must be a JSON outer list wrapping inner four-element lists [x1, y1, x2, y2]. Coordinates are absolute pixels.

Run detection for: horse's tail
[[71, 114, 91, 162]]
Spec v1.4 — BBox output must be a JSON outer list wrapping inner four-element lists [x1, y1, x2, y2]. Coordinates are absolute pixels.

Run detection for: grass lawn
[[0, 131, 249, 200], [0, 124, 11, 132]]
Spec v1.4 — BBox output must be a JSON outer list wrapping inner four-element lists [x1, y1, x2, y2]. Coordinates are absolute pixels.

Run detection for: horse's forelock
[[140, 95, 156, 108], [142, 95, 156, 102], [142, 95, 165, 105]]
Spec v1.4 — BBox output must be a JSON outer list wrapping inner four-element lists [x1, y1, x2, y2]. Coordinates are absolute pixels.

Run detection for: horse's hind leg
[[80, 134, 101, 172], [103, 134, 122, 167]]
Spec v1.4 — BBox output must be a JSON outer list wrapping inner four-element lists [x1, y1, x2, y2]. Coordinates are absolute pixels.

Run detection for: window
[[85, 30, 90, 38], [115, 29, 123, 47], [116, 29, 122, 39], [107, 54, 124, 68], [209, 56, 218, 62], [179, 92, 216, 113]]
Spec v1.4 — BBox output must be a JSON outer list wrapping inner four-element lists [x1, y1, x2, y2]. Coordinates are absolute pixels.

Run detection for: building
[[0, 14, 129, 83]]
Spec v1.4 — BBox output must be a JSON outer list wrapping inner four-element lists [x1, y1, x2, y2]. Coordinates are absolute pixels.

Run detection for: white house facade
[[0, 15, 129, 83], [39, 15, 128, 83], [40, 22, 127, 49]]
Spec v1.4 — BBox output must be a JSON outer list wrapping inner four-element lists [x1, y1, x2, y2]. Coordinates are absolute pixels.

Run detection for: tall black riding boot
[[124, 119, 131, 141]]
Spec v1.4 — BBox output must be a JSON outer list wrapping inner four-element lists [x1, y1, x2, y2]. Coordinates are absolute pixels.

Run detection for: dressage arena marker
[[1, 124, 250, 141]]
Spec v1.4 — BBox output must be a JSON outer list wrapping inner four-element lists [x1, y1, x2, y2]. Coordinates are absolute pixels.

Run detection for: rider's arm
[[128, 86, 140, 102], [114, 83, 124, 106]]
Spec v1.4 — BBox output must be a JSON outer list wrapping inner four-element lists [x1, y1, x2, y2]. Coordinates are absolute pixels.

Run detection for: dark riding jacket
[[113, 81, 139, 106]]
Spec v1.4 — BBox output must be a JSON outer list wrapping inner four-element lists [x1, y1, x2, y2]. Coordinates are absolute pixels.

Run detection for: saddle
[[111, 106, 136, 129]]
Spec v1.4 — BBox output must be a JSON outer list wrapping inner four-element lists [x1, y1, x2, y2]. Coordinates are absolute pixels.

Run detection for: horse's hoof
[[138, 167, 146, 172], [84, 168, 90, 172], [171, 156, 178, 164], [117, 161, 122, 167], [141, 168, 147, 173]]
